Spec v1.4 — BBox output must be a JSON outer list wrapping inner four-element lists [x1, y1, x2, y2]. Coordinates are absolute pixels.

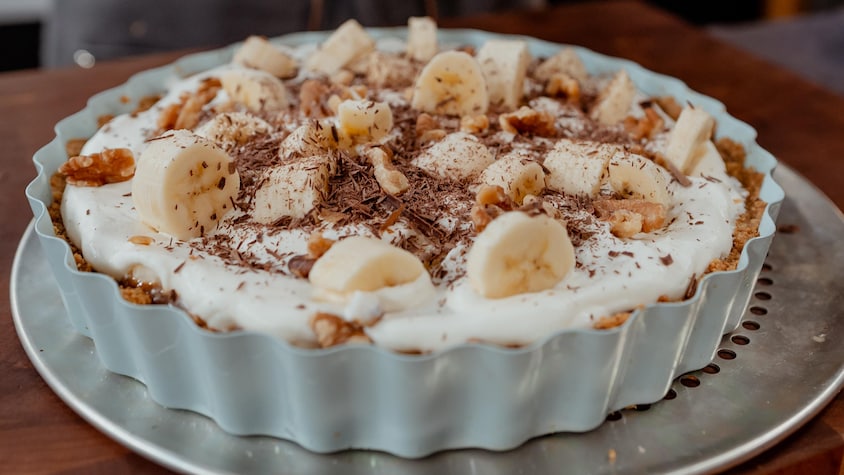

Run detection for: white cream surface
[[62, 58, 747, 352]]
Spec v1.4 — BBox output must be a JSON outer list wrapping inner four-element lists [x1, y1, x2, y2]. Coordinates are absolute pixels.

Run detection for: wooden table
[[2, 1, 843, 473]]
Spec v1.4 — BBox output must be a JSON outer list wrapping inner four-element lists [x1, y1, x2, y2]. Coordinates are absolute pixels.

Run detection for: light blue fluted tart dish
[[25, 28, 784, 458]]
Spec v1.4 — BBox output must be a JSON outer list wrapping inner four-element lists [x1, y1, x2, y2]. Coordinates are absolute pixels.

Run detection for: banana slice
[[220, 69, 288, 112], [590, 69, 636, 125], [279, 120, 341, 160], [132, 130, 240, 240], [534, 47, 588, 83], [665, 106, 716, 174], [476, 39, 530, 111], [607, 152, 672, 208], [689, 140, 726, 177], [544, 139, 617, 197], [467, 211, 575, 299], [194, 112, 271, 151], [411, 51, 489, 116], [233, 36, 298, 78], [406, 16, 438, 62], [413, 132, 494, 181], [305, 19, 375, 76], [337, 99, 394, 144], [309, 235, 433, 307], [477, 156, 546, 204], [251, 156, 334, 223]]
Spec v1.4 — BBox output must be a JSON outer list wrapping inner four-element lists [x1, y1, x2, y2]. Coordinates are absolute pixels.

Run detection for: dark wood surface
[[2, 1, 843, 473]]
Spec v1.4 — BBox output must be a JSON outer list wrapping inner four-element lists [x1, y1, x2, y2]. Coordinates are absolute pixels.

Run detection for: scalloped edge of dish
[[25, 28, 783, 458]]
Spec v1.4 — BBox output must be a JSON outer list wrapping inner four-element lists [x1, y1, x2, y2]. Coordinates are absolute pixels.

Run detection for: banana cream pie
[[54, 18, 762, 353]]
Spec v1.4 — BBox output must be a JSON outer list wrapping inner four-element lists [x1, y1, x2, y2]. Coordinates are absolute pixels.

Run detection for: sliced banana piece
[[406, 16, 438, 62], [477, 156, 546, 204], [220, 68, 288, 112], [590, 69, 636, 125], [309, 235, 431, 300], [467, 211, 575, 299], [194, 112, 272, 151], [476, 39, 530, 111], [411, 51, 489, 116], [607, 152, 672, 208], [233, 36, 298, 78], [305, 19, 375, 76], [534, 47, 588, 83], [279, 120, 340, 161], [413, 132, 494, 181], [544, 139, 617, 197], [132, 130, 240, 240], [689, 140, 726, 177], [337, 99, 394, 144], [665, 106, 716, 174], [251, 156, 334, 223]]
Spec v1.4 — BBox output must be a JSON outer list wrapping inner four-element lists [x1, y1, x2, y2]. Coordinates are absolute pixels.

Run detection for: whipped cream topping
[[61, 39, 747, 352]]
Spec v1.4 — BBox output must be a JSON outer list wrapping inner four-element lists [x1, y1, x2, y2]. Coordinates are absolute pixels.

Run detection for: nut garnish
[[471, 184, 513, 232], [594, 199, 666, 238], [545, 72, 580, 103], [499, 106, 557, 136], [307, 232, 335, 258], [299, 79, 331, 118], [366, 146, 409, 195], [157, 77, 222, 131], [654, 95, 682, 121], [309, 312, 372, 348], [65, 138, 87, 158], [460, 114, 490, 134], [624, 107, 664, 140], [59, 148, 135, 187]]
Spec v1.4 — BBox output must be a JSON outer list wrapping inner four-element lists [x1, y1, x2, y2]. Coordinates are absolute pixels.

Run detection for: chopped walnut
[[415, 113, 439, 137], [133, 94, 161, 115], [415, 113, 446, 143], [624, 107, 664, 140], [545, 73, 580, 103], [309, 312, 372, 348], [594, 199, 666, 237], [366, 146, 409, 195], [499, 106, 557, 137], [65, 138, 87, 158], [97, 114, 115, 128], [471, 185, 513, 232], [59, 148, 135, 187], [307, 232, 335, 258], [475, 184, 508, 206], [654, 96, 682, 121], [593, 311, 632, 330], [455, 44, 476, 56], [300, 79, 331, 118], [157, 77, 221, 131], [460, 114, 490, 134]]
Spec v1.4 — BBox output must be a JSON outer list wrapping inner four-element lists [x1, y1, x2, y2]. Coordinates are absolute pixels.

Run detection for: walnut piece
[[309, 312, 372, 348], [471, 185, 513, 232], [307, 231, 335, 258], [65, 138, 87, 158], [499, 106, 557, 137], [594, 199, 666, 237], [624, 107, 664, 140], [366, 146, 409, 195], [157, 77, 221, 131], [545, 73, 580, 103], [460, 114, 490, 134], [654, 96, 682, 121], [59, 148, 135, 187]]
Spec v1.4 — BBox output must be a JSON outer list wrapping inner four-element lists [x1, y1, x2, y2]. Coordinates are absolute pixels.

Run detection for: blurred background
[[0, 0, 841, 94]]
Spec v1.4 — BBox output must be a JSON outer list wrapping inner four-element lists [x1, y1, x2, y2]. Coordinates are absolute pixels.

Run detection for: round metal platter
[[11, 164, 844, 474]]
